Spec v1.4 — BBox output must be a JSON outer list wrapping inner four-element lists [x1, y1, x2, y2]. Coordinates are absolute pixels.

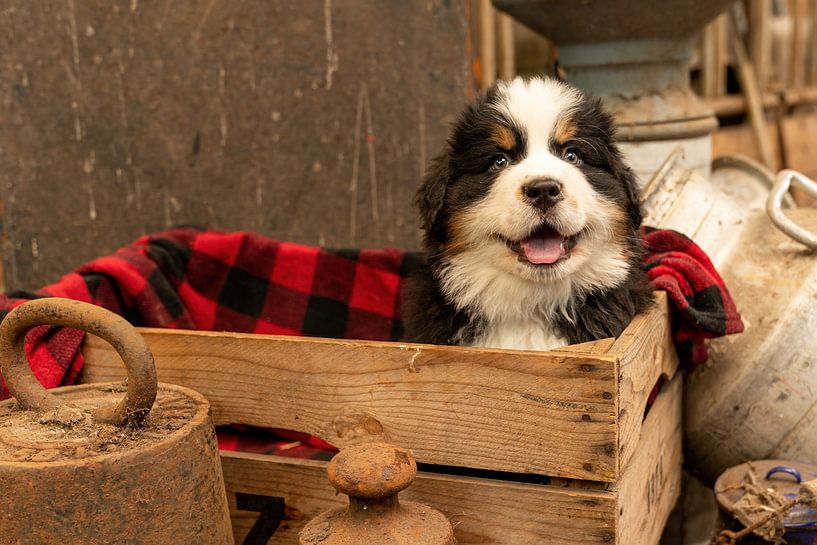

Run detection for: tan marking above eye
[[554, 114, 578, 145], [490, 124, 516, 151]]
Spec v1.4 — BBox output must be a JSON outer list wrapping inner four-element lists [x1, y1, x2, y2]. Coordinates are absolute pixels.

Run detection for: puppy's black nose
[[522, 179, 563, 210]]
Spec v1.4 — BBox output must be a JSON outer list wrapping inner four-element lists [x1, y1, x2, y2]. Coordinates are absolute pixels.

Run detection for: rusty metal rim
[[0, 381, 212, 467], [0, 298, 157, 426], [615, 116, 718, 141]]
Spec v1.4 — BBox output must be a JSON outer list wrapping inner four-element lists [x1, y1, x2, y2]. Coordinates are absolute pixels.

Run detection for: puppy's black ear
[[613, 158, 643, 230], [580, 94, 644, 230], [415, 155, 450, 232]]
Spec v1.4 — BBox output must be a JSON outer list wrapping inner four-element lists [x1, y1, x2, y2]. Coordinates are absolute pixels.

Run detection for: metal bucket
[[0, 298, 234, 544], [642, 152, 817, 483], [684, 168, 817, 483], [716, 460, 817, 545]]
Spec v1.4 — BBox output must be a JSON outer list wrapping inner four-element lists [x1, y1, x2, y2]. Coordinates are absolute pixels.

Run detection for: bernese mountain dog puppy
[[403, 76, 653, 350]]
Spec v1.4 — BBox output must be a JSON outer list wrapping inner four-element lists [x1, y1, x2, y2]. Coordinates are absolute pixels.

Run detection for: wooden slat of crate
[[614, 374, 682, 545], [219, 370, 681, 545], [613, 295, 679, 476], [82, 331, 617, 481], [79, 294, 674, 482], [221, 454, 615, 545]]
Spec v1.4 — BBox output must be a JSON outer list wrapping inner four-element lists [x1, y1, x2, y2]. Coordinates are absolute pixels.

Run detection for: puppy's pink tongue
[[520, 234, 564, 264]]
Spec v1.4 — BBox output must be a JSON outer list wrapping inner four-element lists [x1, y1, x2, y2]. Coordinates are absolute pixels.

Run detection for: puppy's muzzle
[[522, 178, 563, 212]]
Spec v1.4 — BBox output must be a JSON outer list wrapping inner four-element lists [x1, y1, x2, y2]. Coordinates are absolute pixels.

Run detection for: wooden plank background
[[0, 0, 472, 290]]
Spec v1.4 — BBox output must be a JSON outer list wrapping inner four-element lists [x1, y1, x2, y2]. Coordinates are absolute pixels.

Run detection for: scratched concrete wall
[[0, 0, 472, 291]]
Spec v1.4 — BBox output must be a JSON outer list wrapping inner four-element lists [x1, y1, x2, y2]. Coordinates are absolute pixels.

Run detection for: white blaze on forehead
[[464, 77, 597, 242], [491, 77, 582, 150], [433, 77, 634, 350]]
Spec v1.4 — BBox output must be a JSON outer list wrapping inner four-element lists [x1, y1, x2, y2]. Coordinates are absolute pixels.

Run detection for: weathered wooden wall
[[0, 0, 473, 290]]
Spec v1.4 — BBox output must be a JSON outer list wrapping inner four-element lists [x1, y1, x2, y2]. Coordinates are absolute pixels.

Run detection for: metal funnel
[[494, 0, 737, 179]]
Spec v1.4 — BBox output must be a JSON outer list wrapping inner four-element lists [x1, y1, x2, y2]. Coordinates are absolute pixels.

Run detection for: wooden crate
[[79, 292, 681, 545]]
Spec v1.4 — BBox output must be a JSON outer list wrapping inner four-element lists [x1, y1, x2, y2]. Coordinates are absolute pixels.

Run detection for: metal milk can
[[643, 151, 817, 483], [0, 298, 234, 544]]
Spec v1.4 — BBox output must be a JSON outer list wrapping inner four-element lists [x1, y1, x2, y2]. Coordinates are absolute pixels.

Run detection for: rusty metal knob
[[300, 442, 456, 545]]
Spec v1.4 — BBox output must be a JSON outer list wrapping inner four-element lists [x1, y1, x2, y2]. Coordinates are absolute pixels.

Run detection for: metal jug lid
[[715, 459, 817, 530]]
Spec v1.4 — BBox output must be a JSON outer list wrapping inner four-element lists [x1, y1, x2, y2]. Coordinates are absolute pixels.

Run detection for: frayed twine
[[714, 466, 817, 545]]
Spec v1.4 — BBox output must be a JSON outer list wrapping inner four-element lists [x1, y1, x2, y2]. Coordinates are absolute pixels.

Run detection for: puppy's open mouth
[[503, 224, 579, 266]]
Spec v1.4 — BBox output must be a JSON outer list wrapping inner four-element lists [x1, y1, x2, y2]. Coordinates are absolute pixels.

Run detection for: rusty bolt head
[[327, 442, 417, 500]]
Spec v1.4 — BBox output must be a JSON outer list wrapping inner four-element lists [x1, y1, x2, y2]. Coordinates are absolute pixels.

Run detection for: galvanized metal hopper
[[494, 0, 736, 179]]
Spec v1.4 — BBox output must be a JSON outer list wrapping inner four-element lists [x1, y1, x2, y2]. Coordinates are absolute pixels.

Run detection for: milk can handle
[[0, 298, 157, 426], [767, 170, 817, 250]]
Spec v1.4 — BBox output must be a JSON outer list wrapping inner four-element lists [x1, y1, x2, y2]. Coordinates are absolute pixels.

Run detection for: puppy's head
[[417, 77, 641, 296]]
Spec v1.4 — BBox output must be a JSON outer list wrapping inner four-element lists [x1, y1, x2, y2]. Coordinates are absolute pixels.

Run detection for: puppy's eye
[[563, 149, 581, 165], [490, 155, 509, 171]]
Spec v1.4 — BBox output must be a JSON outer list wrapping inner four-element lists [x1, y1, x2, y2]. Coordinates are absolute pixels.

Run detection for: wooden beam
[[705, 86, 817, 117], [477, 0, 496, 89], [705, 92, 781, 117], [701, 19, 720, 97], [792, 0, 809, 90], [715, 14, 729, 96], [497, 13, 516, 81], [701, 15, 728, 98], [749, 0, 772, 88], [729, 8, 777, 168], [808, 0, 817, 85], [785, 85, 817, 104]]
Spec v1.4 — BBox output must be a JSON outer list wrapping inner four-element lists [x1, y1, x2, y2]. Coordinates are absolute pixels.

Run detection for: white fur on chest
[[470, 318, 568, 351]]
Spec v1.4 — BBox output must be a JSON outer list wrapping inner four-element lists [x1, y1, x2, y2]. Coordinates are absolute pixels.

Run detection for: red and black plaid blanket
[[640, 226, 744, 364], [0, 226, 742, 454]]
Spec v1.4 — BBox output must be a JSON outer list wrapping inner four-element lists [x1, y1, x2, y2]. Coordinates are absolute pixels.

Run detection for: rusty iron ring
[[0, 298, 157, 426]]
